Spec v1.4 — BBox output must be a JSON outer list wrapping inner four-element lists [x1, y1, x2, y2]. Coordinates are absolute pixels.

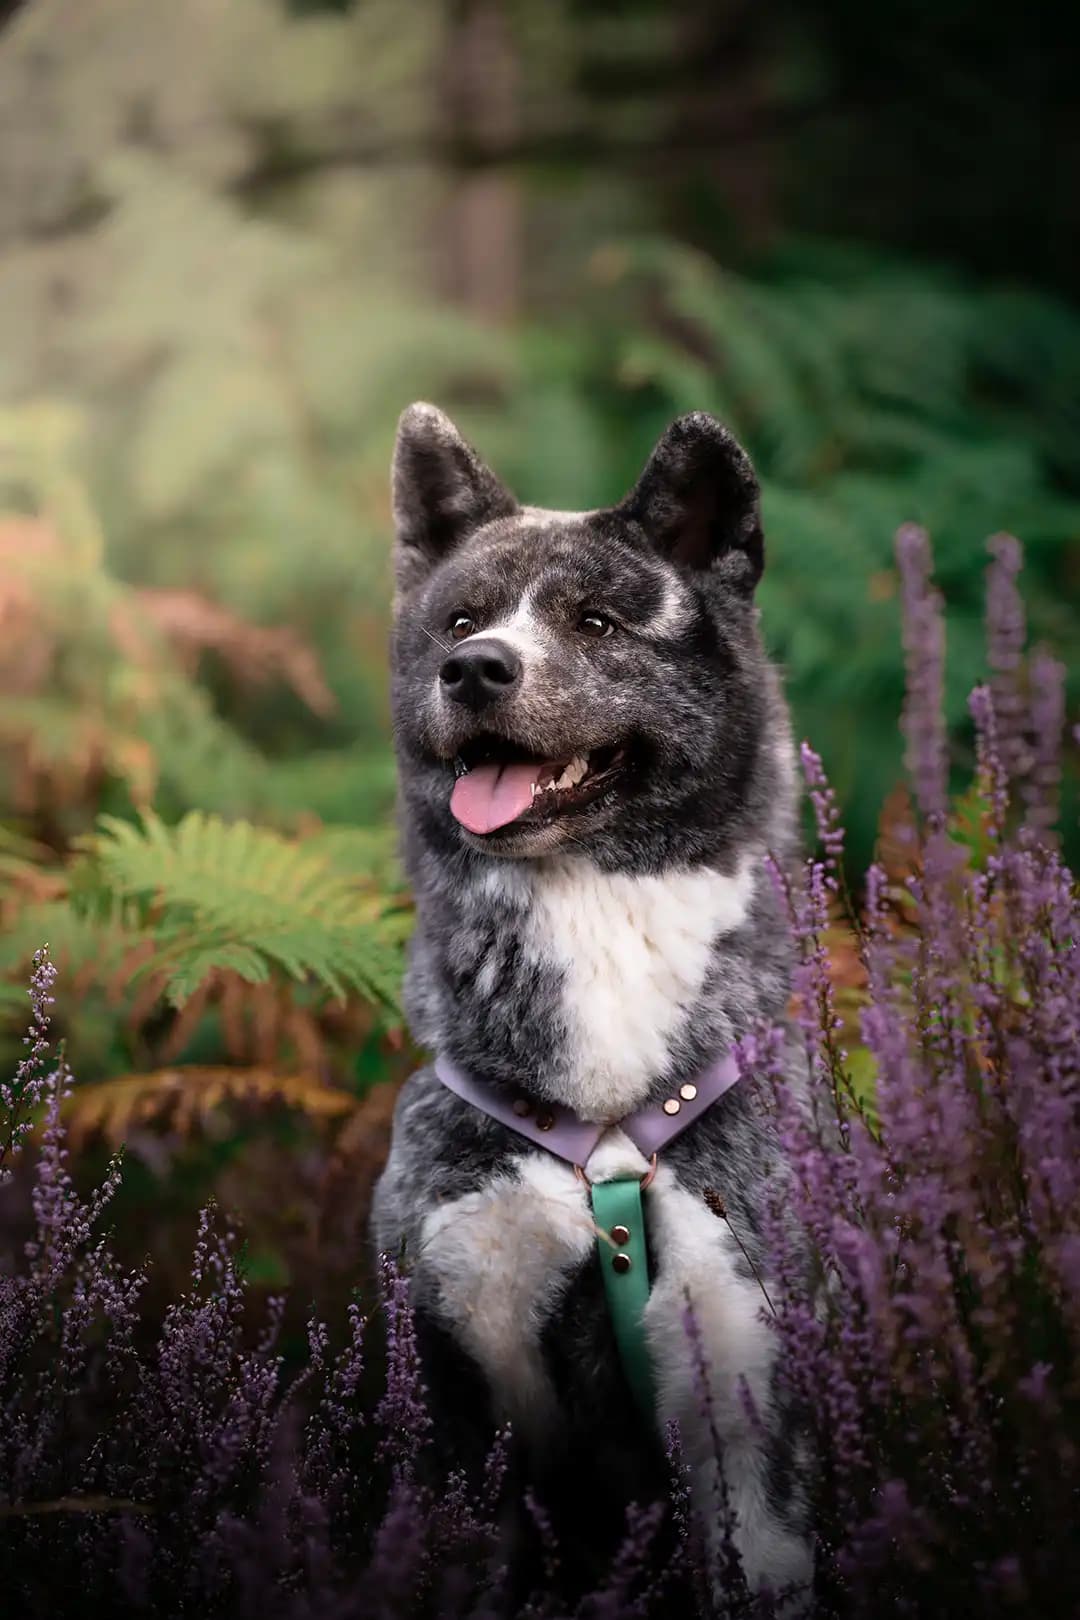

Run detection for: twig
[[0, 1495, 153, 1518], [703, 1188, 777, 1316]]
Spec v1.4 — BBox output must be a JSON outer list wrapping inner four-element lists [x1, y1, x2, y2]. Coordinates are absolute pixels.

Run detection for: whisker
[[560, 828, 592, 855], [419, 624, 453, 656]]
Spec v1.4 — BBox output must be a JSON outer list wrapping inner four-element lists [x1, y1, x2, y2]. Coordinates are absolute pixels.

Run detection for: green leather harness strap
[[590, 1175, 655, 1418]]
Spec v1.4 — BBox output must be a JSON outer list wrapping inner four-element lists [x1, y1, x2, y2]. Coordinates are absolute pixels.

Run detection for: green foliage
[[0, 400, 408, 1092], [496, 239, 1080, 866], [3, 227, 1078, 1074], [73, 810, 407, 1012]]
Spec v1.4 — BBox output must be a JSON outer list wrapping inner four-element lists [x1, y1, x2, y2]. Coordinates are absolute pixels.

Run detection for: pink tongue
[[450, 761, 543, 834]]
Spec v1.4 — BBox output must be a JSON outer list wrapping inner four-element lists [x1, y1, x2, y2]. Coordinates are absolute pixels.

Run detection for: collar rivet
[[611, 1223, 631, 1244], [434, 1049, 741, 1169]]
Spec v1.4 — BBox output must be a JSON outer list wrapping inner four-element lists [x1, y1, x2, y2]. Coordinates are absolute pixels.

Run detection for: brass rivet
[[611, 1223, 631, 1245], [680, 1082, 698, 1102], [535, 1111, 555, 1131], [662, 1098, 681, 1116], [612, 1252, 632, 1274], [512, 1098, 532, 1117]]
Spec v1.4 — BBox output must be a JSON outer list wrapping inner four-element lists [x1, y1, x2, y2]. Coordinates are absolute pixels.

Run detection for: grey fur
[[372, 403, 813, 1603]]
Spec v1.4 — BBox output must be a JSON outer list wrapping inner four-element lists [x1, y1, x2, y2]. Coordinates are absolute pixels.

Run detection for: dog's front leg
[[409, 1302, 498, 1478], [644, 1172, 815, 1608]]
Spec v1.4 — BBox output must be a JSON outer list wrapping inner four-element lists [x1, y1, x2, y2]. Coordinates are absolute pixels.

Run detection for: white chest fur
[[525, 856, 757, 1120]]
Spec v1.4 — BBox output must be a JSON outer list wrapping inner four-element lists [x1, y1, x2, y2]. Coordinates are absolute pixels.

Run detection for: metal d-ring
[[575, 1152, 658, 1191]]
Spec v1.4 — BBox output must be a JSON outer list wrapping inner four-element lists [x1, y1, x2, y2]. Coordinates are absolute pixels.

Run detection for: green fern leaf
[[73, 810, 407, 1015]]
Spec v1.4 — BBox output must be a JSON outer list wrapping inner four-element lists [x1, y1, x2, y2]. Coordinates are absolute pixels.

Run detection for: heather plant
[[748, 527, 1080, 1614], [1, 527, 1078, 1618], [0, 949, 690, 1617]]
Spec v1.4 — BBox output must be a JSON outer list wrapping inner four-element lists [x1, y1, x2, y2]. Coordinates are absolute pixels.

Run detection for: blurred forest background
[[0, 0, 1077, 1323]]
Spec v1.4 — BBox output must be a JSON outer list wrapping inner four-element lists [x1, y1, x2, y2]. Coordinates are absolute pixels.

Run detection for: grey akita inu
[[372, 403, 813, 1600]]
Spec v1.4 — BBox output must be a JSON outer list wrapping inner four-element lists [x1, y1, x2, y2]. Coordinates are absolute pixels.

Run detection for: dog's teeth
[[554, 754, 589, 791]]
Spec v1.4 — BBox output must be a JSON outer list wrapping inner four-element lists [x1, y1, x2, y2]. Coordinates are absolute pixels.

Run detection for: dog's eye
[[448, 613, 475, 641], [578, 610, 614, 639]]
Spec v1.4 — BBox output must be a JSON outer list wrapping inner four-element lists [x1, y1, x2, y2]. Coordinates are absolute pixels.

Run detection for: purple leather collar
[[434, 1049, 740, 1172]]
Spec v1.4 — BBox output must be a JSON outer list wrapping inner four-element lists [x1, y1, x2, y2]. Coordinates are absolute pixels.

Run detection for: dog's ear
[[392, 403, 517, 592], [617, 412, 763, 591]]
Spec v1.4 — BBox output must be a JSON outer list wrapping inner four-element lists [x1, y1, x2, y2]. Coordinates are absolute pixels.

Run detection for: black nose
[[439, 639, 522, 710]]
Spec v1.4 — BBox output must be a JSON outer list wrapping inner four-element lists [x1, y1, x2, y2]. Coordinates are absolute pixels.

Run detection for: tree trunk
[[438, 0, 522, 324]]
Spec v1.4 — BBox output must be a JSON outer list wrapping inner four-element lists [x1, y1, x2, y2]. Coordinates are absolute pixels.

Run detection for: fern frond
[[0, 826, 66, 906], [158, 942, 273, 1005], [64, 1065, 359, 1149], [73, 810, 407, 1014], [298, 823, 403, 887], [132, 587, 336, 717], [0, 895, 143, 986]]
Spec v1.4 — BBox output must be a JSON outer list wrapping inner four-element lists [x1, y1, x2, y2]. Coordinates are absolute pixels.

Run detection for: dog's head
[[389, 403, 789, 869]]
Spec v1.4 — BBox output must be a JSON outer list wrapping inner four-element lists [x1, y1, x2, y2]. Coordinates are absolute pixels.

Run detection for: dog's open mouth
[[450, 736, 627, 836]]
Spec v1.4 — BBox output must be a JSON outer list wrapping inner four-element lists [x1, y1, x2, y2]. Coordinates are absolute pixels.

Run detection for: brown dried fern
[[64, 1065, 359, 1151]]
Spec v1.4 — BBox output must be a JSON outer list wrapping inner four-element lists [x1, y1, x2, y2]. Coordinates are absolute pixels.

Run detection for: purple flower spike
[[1024, 648, 1066, 836], [896, 523, 948, 823], [985, 533, 1029, 783]]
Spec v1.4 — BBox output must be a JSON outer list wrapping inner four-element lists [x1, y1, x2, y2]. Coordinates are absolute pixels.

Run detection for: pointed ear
[[617, 413, 764, 591], [391, 403, 517, 592]]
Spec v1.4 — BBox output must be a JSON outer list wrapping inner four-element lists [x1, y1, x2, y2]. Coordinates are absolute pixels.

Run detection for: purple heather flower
[[896, 523, 948, 823], [1024, 647, 1066, 837], [800, 741, 846, 879], [373, 1254, 432, 1476], [968, 683, 1009, 839], [984, 533, 1029, 784], [1, 946, 58, 1182], [584, 1499, 667, 1620]]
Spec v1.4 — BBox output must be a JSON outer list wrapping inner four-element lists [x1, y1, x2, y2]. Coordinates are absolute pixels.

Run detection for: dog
[[372, 403, 814, 1602]]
